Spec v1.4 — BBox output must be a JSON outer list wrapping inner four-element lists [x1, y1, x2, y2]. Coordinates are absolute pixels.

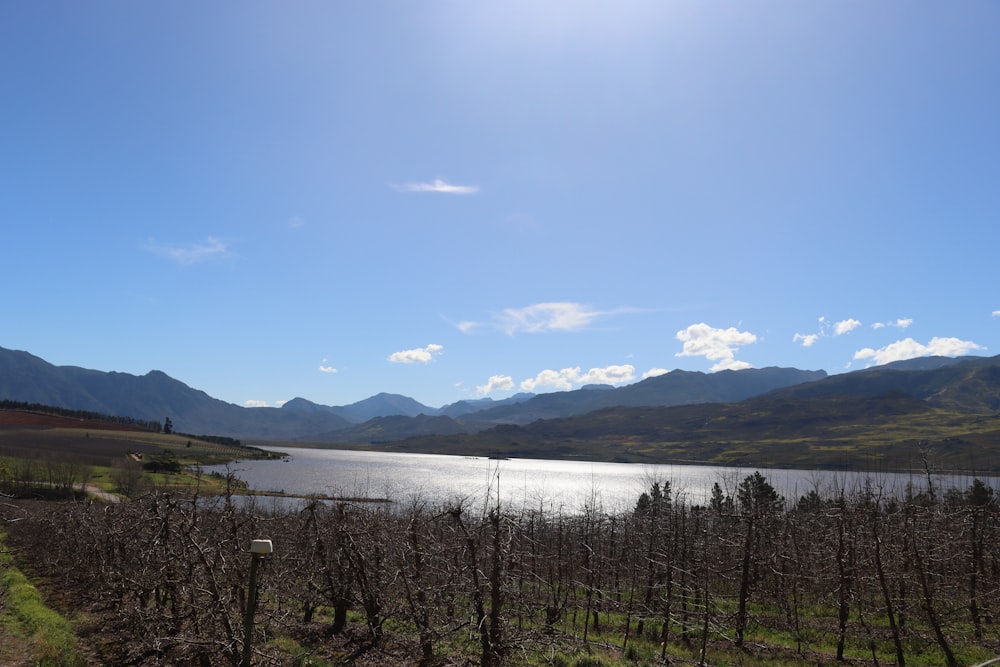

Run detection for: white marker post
[[241, 539, 273, 667]]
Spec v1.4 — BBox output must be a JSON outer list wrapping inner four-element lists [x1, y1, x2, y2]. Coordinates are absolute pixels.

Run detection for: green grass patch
[[0, 530, 84, 666], [264, 636, 339, 667]]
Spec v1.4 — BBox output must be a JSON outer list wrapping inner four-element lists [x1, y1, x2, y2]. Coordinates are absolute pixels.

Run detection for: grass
[[264, 636, 340, 667], [4, 542, 995, 667], [0, 529, 84, 666]]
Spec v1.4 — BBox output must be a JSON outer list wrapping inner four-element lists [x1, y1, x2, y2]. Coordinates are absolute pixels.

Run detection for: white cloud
[[245, 399, 288, 408], [793, 333, 819, 348], [642, 368, 669, 379], [993, 310, 1000, 318], [716, 358, 753, 371], [476, 374, 515, 396], [796, 315, 867, 347], [853, 336, 985, 366], [456, 320, 480, 334], [579, 364, 636, 385], [834, 318, 862, 335], [498, 302, 602, 334], [388, 343, 444, 364], [519, 364, 636, 392], [675, 323, 757, 372], [520, 368, 579, 392], [391, 179, 480, 195], [872, 318, 913, 330], [319, 365, 338, 374], [288, 216, 305, 228], [144, 236, 231, 265]]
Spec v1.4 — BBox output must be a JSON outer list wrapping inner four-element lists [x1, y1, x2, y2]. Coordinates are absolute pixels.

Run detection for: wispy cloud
[[992, 310, 1000, 318], [318, 358, 337, 374], [476, 374, 514, 396], [675, 323, 756, 372], [872, 318, 913, 330], [794, 315, 867, 347], [288, 216, 306, 229], [794, 316, 826, 348], [461, 301, 637, 335], [391, 179, 480, 195], [642, 368, 669, 379], [144, 236, 232, 265], [793, 333, 820, 348], [501, 302, 602, 334], [388, 343, 444, 364], [853, 336, 985, 366]]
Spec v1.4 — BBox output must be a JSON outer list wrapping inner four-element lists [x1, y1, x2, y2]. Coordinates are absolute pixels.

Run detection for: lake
[[204, 447, 994, 512]]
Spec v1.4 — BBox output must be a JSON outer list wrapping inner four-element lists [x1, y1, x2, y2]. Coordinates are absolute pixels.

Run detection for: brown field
[[0, 409, 146, 431], [0, 409, 269, 470], [0, 412, 170, 466]]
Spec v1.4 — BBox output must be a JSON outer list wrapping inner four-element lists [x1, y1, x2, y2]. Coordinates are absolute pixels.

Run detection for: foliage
[[140, 451, 182, 474], [737, 470, 784, 516], [632, 480, 669, 516]]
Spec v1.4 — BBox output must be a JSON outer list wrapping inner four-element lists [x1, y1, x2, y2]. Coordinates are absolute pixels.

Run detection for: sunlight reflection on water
[[203, 447, 999, 513]]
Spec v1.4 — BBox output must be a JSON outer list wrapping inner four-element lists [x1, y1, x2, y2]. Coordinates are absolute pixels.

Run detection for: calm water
[[204, 447, 995, 512]]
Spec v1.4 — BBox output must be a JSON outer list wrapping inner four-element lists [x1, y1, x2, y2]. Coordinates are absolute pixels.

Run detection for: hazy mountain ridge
[[0, 345, 828, 440], [2, 345, 998, 448], [0, 347, 352, 439]]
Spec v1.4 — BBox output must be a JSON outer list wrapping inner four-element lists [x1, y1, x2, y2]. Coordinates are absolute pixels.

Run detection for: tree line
[[5, 471, 999, 666]]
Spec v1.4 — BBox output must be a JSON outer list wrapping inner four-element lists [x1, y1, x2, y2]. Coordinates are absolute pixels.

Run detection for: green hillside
[[376, 392, 1000, 472]]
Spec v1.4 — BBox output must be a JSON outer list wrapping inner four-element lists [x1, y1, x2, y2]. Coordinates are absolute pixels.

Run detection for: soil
[[0, 409, 145, 431]]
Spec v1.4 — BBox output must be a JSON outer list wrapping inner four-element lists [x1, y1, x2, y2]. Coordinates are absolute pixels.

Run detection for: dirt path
[[81, 484, 121, 502]]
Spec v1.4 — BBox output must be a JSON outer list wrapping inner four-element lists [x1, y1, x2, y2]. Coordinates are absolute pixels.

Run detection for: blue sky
[[3, 2, 999, 409]]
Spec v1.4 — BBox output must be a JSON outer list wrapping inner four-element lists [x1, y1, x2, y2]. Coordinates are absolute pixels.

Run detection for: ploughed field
[[0, 408, 268, 468], [0, 409, 169, 459]]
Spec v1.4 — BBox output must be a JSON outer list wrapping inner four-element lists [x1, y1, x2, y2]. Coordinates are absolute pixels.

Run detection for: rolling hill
[[371, 355, 1000, 470]]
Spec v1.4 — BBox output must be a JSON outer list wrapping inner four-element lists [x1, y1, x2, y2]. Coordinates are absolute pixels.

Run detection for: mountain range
[[1, 345, 824, 441], [2, 345, 999, 469]]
